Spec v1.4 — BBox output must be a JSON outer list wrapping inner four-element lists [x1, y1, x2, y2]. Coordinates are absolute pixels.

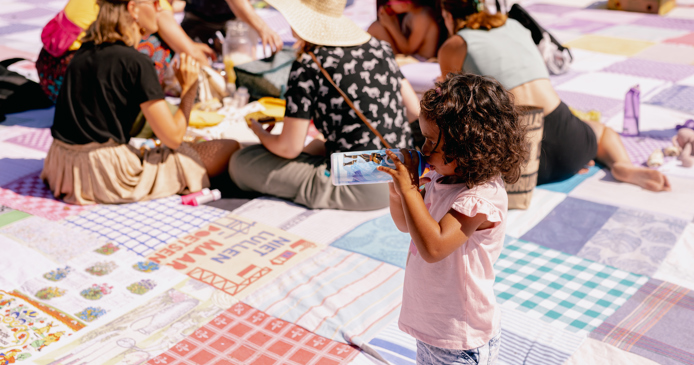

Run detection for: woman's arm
[[157, 9, 215, 64], [379, 150, 489, 263], [400, 79, 420, 122], [225, 0, 283, 55], [250, 117, 310, 159], [437, 35, 466, 82], [379, 9, 432, 55], [141, 53, 200, 150]]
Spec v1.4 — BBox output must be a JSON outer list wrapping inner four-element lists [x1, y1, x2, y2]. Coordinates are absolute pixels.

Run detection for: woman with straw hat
[[229, 0, 421, 210], [42, 0, 241, 205]]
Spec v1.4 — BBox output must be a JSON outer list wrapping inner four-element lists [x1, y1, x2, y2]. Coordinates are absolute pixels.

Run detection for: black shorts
[[537, 101, 598, 185]]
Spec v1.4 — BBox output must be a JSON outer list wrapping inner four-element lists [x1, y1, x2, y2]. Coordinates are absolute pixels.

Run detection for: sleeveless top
[[457, 18, 549, 90]]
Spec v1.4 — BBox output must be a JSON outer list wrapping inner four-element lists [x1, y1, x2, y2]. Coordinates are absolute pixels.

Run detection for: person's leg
[[584, 120, 671, 191], [368, 21, 399, 53], [190, 139, 240, 177], [229, 145, 389, 210]]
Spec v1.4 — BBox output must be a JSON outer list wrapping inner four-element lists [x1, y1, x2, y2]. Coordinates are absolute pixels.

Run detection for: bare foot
[[612, 162, 671, 192]]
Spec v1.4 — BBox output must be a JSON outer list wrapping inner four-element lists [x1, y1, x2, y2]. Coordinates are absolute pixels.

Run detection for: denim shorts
[[416, 331, 501, 365]]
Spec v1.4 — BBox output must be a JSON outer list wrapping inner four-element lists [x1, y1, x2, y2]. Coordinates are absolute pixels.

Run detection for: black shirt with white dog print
[[284, 37, 412, 157]]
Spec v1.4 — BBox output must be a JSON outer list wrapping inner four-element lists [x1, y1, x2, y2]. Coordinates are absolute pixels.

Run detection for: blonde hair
[[82, 0, 138, 46]]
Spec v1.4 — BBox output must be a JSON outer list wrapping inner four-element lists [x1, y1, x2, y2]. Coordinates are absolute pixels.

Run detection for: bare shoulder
[[439, 35, 466, 56]]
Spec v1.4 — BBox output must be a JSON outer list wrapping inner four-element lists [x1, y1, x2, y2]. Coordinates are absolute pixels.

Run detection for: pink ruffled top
[[398, 172, 507, 350]]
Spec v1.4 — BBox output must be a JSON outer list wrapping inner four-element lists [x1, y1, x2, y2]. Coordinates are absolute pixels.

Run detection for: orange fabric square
[[228, 323, 252, 337], [172, 340, 197, 355], [248, 331, 272, 346], [264, 318, 288, 334], [267, 340, 293, 356], [305, 335, 330, 350], [228, 302, 251, 317], [213, 360, 235, 365], [230, 345, 256, 362], [290, 348, 316, 363], [329, 343, 356, 358], [314, 358, 340, 365], [253, 354, 278, 365], [210, 336, 235, 352], [284, 325, 309, 342], [189, 350, 216, 365], [210, 315, 233, 329]]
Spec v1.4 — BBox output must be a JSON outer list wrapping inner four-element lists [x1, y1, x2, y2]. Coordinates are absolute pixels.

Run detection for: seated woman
[[368, 0, 441, 60], [37, 0, 215, 103], [42, 0, 240, 205], [229, 0, 420, 211], [437, 0, 670, 192]]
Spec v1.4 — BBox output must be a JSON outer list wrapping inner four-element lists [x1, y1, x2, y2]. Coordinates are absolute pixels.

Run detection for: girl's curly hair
[[420, 73, 528, 189]]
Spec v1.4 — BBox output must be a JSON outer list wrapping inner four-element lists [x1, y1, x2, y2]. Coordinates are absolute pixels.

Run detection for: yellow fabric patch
[[565, 35, 655, 56]]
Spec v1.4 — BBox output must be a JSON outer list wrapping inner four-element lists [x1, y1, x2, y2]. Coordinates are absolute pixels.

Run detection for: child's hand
[[378, 7, 399, 30], [378, 149, 420, 196]]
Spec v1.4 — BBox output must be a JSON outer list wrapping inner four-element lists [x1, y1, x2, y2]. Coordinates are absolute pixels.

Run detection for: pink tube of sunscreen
[[181, 188, 211, 206]]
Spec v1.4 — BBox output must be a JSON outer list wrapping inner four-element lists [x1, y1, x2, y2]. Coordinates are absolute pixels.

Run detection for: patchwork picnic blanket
[[2, 0, 694, 364]]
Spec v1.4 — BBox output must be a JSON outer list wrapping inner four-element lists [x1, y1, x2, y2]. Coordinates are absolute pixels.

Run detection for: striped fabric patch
[[590, 279, 694, 364], [367, 307, 585, 365], [495, 239, 648, 334], [242, 247, 404, 348]]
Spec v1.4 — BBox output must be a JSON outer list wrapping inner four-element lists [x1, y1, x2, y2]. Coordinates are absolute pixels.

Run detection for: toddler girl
[[378, 73, 528, 364]]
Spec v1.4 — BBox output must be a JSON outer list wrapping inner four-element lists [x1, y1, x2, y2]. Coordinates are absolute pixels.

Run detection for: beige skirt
[[41, 139, 210, 205]]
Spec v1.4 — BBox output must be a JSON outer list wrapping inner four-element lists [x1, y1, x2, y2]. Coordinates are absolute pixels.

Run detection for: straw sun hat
[[265, 0, 371, 47]]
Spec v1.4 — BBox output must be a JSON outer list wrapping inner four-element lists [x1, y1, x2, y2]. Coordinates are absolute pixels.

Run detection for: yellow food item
[[244, 97, 286, 126], [224, 56, 236, 84], [189, 110, 225, 128]]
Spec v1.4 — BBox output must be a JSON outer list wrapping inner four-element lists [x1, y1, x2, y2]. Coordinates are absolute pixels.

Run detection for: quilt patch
[[520, 197, 618, 255], [0, 172, 93, 221], [330, 214, 410, 269], [64, 196, 227, 256], [590, 279, 694, 365], [578, 207, 688, 276], [4, 127, 52, 152], [494, 239, 648, 334], [243, 247, 403, 347], [148, 302, 360, 365]]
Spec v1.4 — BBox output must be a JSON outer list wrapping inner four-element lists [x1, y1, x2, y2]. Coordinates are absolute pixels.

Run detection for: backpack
[[0, 58, 53, 122], [501, 2, 574, 75]]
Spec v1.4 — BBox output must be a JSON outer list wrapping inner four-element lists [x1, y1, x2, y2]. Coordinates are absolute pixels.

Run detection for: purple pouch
[[676, 119, 694, 130], [623, 85, 640, 136]]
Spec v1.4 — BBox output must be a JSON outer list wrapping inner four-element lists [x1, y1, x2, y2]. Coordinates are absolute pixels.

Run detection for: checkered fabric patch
[[0, 172, 93, 221], [645, 85, 694, 114], [619, 135, 676, 167], [148, 302, 359, 365], [602, 58, 694, 82], [64, 196, 228, 256], [4, 127, 53, 152], [494, 239, 649, 334]]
